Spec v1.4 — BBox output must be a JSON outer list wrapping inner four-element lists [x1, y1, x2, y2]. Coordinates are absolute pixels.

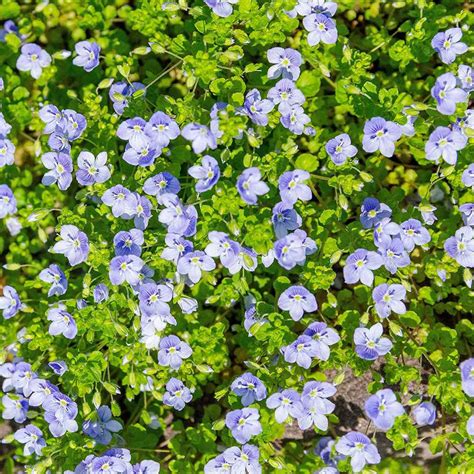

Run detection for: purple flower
[[467, 416, 474, 437], [143, 172, 180, 202], [0, 286, 22, 319], [279, 169, 311, 204], [72, 41, 100, 72], [93, 284, 109, 304], [444, 226, 474, 268], [177, 251, 216, 284], [460, 358, 474, 397], [163, 378, 192, 411], [279, 102, 311, 135], [28, 379, 58, 407], [41, 152, 73, 190], [145, 111, 180, 148], [462, 164, 474, 187], [372, 283, 406, 318], [0, 20, 25, 42], [460, 203, 474, 227], [373, 218, 401, 250], [431, 28, 467, 64], [123, 137, 160, 167], [109, 81, 145, 115], [188, 155, 220, 193], [377, 237, 411, 274], [360, 197, 392, 229], [158, 194, 192, 235], [335, 432, 381, 473], [11, 362, 36, 396], [399, 218, 431, 251], [301, 381, 336, 413], [14, 424, 46, 456], [274, 229, 317, 270], [267, 47, 302, 81], [278, 285, 317, 321], [297, 394, 334, 431], [0, 138, 15, 167], [343, 249, 383, 286], [83, 406, 122, 445], [315, 436, 344, 469], [282, 335, 319, 369], [226, 408, 262, 444], [181, 123, 217, 154], [425, 126, 467, 165], [117, 117, 148, 148], [431, 73, 468, 115], [204, 0, 238, 17], [303, 322, 340, 360], [109, 255, 144, 286], [158, 335, 192, 370], [114, 229, 144, 257], [205, 231, 240, 268], [2, 395, 28, 423], [354, 323, 392, 360], [272, 201, 302, 239], [138, 282, 173, 317], [76, 151, 110, 185], [39, 264, 68, 297], [133, 460, 161, 473], [48, 360, 68, 376], [0, 184, 16, 218], [161, 233, 193, 264], [419, 204, 438, 226], [239, 89, 274, 126], [47, 304, 77, 339], [303, 14, 338, 46], [227, 246, 258, 274], [231, 373, 267, 406], [122, 193, 152, 230], [266, 389, 302, 423], [365, 388, 404, 430], [236, 167, 269, 205], [51, 225, 89, 266], [16, 43, 51, 79], [325, 133, 357, 165], [268, 79, 305, 108], [362, 117, 402, 157], [412, 402, 436, 427], [295, 0, 338, 17], [102, 185, 134, 218], [91, 456, 128, 473], [57, 109, 87, 141]]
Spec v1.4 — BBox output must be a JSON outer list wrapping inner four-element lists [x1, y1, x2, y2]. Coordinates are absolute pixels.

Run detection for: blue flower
[[460, 203, 474, 227], [431, 28, 467, 64], [364, 388, 404, 430], [425, 126, 467, 165], [0, 138, 15, 167], [372, 283, 407, 318], [38, 104, 62, 134], [460, 358, 474, 397], [16, 43, 51, 79], [225, 408, 262, 444], [205, 231, 240, 268], [57, 109, 87, 140], [335, 432, 381, 473], [445, 226, 474, 268], [27, 378, 58, 407], [354, 323, 392, 360], [303, 14, 338, 46], [76, 151, 110, 185], [274, 229, 316, 270], [231, 373, 267, 406], [161, 233, 194, 264], [117, 117, 148, 148], [362, 117, 402, 157], [0, 286, 22, 319], [266, 389, 302, 423], [41, 152, 73, 190], [158, 194, 196, 235], [373, 218, 401, 247], [295, 0, 337, 17], [158, 335, 192, 370], [109, 255, 144, 286], [458, 64, 473, 92], [122, 193, 152, 230], [236, 167, 269, 205], [296, 394, 334, 431], [138, 282, 173, 317], [93, 283, 110, 303], [343, 248, 383, 286], [145, 111, 180, 147], [431, 73, 467, 115], [47, 304, 77, 339], [143, 172, 181, 202], [83, 406, 123, 445], [325, 133, 357, 165], [279, 169, 311, 204], [377, 237, 411, 274], [268, 79, 305, 109], [272, 201, 302, 239], [282, 335, 319, 369], [279, 103, 311, 135], [301, 381, 336, 412], [188, 155, 220, 193], [204, 0, 238, 17], [181, 123, 217, 154], [177, 251, 216, 284], [278, 285, 317, 321], [163, 378, 192, 411], [123, 137, 160, 167], [303, 322, 340, 360], [0, 184, 17, 218], [14, 424, 46, 456], [51, 225, 89, 266], [238, 89, 274, 126], [72, 40, 100, 72], [113, 229, 144, 257], [2, 394, 28, 423], [359, 197, 392, 229], [399, 218, 431, 251], [267, 47, 302, 81], [462, 164, 474, 188], [48, 360, 68, 376], [412, 402, 436, 427], [109, 81, 145, 115], [39, 264, 68, 297]]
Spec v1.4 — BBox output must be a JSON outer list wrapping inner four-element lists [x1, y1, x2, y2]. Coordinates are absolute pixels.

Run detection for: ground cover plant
[[0, 0, 473, 472]]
